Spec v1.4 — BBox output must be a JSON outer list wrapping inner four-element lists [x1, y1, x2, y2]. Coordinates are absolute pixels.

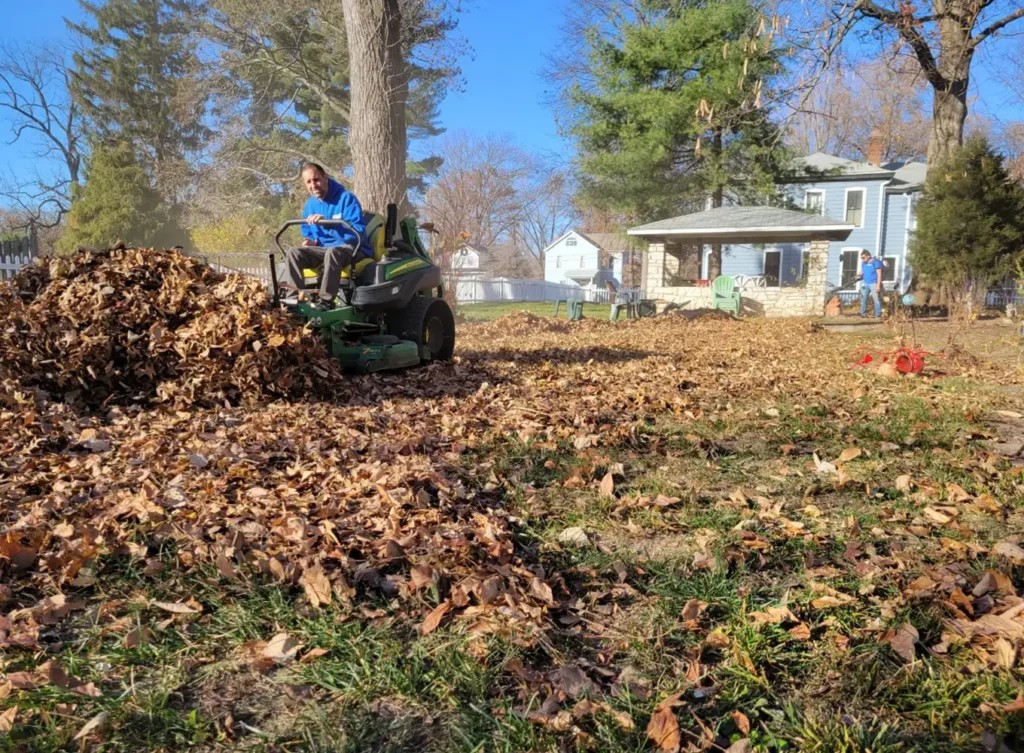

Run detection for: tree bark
[[707, 128, 724, 280], [928, 10, 973, 167], [340, 0, 409, 216]]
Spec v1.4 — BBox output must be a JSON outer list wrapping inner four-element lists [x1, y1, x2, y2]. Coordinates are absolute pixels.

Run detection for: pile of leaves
[[0, 247, 344, 409]]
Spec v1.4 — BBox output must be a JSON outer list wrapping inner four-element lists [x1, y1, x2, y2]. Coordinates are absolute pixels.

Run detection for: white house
[[542, 230, 641, 287], [450, 244, 488, 278]]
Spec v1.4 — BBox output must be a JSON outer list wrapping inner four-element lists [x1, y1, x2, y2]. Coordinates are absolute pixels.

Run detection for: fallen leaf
[[681, 599, 708, 622], [124, 626, 152, 649], [300, 648, 329, 664], [838, 447, 862, 463], [152, 601, 199, 614], [726, 740, 751, 753], [995, 638, 1017, 670], [557, 527, 590, 547], [993, 541, 1024, 564], [0, 705, 16, 733], [946, 483, 972, 503], [263, 632, 302, 664], [530, 577, 555, 604], [550, 665, 593, 698], [300, 564, 333, 608], [896, 474, 912, 491], [890, 623, 919, 664], [923, 507, 952, 525], [810, 595, 853, 609], [410, 565, 433, 590], [73, 711, 109, 741], [730, 710, 751, 735], [646, 699, 682, 753], [599, 472, 615, 499], [704, 629, 730, 649], [420, 601, 452, 635], [788, 623, 812, 641]]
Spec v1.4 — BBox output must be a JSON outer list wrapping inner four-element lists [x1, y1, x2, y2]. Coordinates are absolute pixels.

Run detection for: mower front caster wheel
[[387, 297, 456, 363]]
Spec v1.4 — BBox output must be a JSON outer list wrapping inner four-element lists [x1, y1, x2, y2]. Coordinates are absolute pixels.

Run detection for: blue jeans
[[860, 285, 882, 317]]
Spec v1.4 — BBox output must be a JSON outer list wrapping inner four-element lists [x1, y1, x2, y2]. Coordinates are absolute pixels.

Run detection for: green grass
[[5, 365, 1022, 752], [457, 300, 612, 321]]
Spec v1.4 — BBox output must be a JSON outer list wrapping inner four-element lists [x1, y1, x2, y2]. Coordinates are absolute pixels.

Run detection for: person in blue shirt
[[284, 163, 368, 309], [856, 250, 885, 318]]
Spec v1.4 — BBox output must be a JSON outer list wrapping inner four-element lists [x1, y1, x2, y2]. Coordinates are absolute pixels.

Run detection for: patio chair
[[711, 275, 741, 317]]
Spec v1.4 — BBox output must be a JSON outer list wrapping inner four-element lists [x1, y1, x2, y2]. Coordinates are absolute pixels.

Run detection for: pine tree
[[67, 0, 207, 189], [909, 136, 1024, 289], [59, 141, 174, 251], [566, 0, 790, 276]]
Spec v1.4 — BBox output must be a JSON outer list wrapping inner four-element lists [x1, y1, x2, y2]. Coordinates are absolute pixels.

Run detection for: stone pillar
[[645, 241, 665, 292], [806, 238, 830, 315]]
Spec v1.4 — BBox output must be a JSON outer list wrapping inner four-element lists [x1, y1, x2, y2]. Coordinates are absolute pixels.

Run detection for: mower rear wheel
[[387, 297, 455, 362]]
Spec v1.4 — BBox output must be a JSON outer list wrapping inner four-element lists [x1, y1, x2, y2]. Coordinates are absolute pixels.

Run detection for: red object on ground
[[851, 346, 931, 375]]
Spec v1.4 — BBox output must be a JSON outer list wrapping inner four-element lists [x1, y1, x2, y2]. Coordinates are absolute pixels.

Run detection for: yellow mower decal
[[387, 259, 428, 278]]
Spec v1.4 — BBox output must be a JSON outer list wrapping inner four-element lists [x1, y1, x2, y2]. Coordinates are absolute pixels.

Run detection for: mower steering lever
[[273, 218, 361, 256]]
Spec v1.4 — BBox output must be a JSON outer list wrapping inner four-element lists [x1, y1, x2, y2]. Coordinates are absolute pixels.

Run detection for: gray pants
[[285, 244, 358, 301]]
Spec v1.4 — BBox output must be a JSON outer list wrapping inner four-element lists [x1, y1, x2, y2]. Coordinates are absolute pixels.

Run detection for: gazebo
[[628, 206, 855, 317]]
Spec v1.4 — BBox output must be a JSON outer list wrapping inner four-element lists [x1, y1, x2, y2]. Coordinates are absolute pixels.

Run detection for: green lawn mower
[[269, 204, 455, 373]]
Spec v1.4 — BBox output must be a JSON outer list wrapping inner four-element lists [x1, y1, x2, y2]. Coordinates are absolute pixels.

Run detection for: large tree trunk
[[927, 13, 973, 167], [707, 128, 724, 280], [340, 0, 409, 216]]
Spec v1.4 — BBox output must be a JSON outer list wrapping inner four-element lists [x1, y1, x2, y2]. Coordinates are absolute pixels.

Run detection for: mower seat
[[300, 212, 386, 285]]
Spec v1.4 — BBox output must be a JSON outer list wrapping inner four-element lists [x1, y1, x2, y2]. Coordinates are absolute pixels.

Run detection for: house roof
[[886, 160, 927, 191], [577, 231, 633, 252], [627, 205, 855, 244], [793, 152, 895, 180]]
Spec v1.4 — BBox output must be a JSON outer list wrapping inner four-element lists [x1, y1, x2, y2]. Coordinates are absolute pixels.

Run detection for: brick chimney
[[866, 128, 885, 167]]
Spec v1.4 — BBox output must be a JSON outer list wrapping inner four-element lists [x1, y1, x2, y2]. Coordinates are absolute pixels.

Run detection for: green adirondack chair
[[711, 275, 741, 317]]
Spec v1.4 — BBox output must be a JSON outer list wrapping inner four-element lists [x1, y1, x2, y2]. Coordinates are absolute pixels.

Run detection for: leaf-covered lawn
[[2, 305, 1023, 753]]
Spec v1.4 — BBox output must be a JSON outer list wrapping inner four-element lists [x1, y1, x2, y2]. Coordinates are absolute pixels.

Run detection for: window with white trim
[[805, 190, 825, 216], [845, 189, 865, 227], [840, 249, 861, 286], [882, 256, 898, 283], [566, 237, 577, 246], [764, 249, 781, 287]]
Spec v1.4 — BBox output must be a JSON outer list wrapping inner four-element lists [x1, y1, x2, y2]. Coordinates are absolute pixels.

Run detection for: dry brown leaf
[[946, 483, 972, 503], [993, 540, 1024, 564], [152, 601, 199, 615], [788, 623, 812, 641], [995, 638, 1017, 670], [420, 601, 452, 635], [73, 711, 109, 741], [263, 632, 302, 664], [923, 507, 952, 525], [704, 629, 730, 649], [749, 606, 797, 624], [300, 648, 329, 664], [300, 565, 333, 608], [0, 705, 17, 733], [810, 595, 853, 609], [726, 740, 751, 753], [838, 447, 862, 463], [124, 626, 152, 649], [410, 565, 433, 590], [890, 623, 919, 664], [895, 474, 912, 491], [730, 710, 751, 735], [646, 699, 682, 753], [599, 472, 615, 499], [530, 577, 555, 604]]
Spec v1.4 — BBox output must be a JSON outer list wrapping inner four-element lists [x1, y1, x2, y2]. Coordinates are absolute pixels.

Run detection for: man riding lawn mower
[[271, 165, 455, 374]]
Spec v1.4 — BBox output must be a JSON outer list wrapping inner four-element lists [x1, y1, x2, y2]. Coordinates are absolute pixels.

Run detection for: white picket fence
[[454, 277, 636, 304], [191, 255, 640, 305], [0, 236, 39, 280]]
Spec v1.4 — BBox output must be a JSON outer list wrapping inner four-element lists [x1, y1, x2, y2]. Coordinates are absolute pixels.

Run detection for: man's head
[[861, 250, 871, 263], [302, 163, 329, 199]]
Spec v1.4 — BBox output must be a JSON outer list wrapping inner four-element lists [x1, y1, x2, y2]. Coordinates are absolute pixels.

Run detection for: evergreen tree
[[909, 136, 1024, 290], [565, 0, 789, 276], [67, 0, 208, 190], [59, 141, 175, 251]]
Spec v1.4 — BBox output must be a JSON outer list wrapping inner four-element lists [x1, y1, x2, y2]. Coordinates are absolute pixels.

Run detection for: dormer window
[[566, 237, 577, 246]]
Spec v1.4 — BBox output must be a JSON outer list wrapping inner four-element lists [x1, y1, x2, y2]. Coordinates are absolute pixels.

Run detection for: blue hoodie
[[301, 178, 369, 254]]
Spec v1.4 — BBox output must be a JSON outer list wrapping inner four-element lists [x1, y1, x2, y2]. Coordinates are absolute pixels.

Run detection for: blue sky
[[2, 0, 1024, 200]]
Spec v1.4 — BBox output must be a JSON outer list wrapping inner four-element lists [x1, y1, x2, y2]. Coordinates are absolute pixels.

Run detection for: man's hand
[[306, 214, 325, 224], [301, 238, 320, 247]]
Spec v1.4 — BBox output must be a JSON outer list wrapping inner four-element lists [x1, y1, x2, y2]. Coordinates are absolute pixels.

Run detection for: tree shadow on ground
[[457, 346, 661, 367]]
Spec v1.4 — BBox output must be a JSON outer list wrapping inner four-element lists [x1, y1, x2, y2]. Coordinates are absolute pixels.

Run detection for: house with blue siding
[[635, 144, 927, 301]]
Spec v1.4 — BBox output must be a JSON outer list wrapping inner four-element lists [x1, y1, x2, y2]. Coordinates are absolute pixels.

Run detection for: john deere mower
[[269, 204, 455, 373]]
